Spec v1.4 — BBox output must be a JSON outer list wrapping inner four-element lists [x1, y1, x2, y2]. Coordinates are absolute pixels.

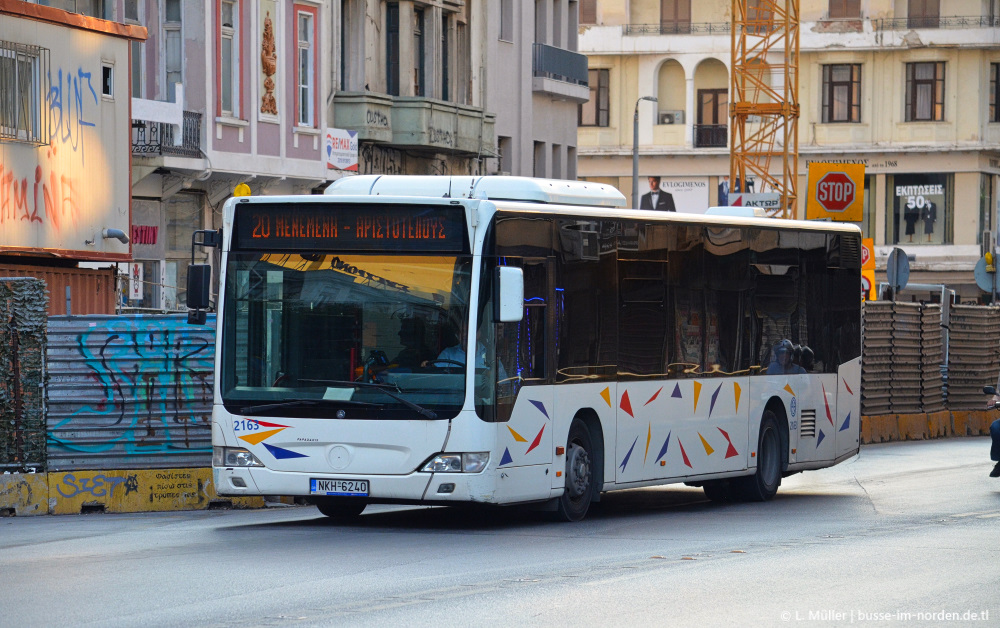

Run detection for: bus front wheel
[[556, 419, 595, 522], [735, 410, 782, 502], [314, 497, 367, 520]]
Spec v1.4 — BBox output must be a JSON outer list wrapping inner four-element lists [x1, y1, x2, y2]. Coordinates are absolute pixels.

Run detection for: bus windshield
[[220, 252, 472, 419]]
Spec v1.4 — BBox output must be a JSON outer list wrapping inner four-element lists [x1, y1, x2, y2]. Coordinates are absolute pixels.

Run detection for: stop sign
[[816, 172, 855, 212]]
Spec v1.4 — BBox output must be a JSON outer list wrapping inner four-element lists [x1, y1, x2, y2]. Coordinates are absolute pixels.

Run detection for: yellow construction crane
[[730, 0, 800, 219]]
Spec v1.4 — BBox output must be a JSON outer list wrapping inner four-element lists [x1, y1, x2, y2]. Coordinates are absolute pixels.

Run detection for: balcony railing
[[623, 22, 731, 35], [873, 15, 999, 30], [694, 124, 727, 148], [532, 43, 588, 86], [132, 111, 202, 157]]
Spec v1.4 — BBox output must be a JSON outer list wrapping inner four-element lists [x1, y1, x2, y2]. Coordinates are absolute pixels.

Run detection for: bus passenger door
[[495, 259, 554, 502]]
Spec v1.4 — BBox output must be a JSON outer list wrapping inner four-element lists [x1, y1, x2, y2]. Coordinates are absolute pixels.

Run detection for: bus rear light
[[214, 447, 264, 468], [421, 452, 490, 473]]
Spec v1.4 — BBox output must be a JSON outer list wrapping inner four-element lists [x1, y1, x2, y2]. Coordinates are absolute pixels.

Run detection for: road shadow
[[221, 486, 862, 532]]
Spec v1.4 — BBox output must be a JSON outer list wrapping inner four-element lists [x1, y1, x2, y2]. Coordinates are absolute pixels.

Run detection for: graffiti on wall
[[0, 142, 82, 232], [47, 317, 216, 462], [47, 67, 98, 160], [360, 143, 487, 177], [0, 65, 96, 234]]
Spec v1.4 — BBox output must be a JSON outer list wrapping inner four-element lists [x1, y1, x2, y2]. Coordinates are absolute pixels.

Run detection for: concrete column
[[399, 1, 415, 97], [685, 76, 695, 148], [430, 6, 444, 100]]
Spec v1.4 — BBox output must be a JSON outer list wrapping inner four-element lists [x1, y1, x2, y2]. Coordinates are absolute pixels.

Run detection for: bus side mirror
[[187, 264, 212, 325], [496, 267, 524, 323], [187, 229, 221, 325]]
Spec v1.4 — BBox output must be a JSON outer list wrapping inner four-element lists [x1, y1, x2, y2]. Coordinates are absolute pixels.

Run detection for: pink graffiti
[[0, 142, 81, 233]]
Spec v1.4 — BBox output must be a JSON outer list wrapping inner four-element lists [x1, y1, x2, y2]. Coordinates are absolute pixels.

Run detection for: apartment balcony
[[532, 43, 590, 103], [694, 124, 727, 148], [623, 22, 731, 35], [333, 92, 496, 156], [873, 15, 999, 30], [131, 111, 202, 157]]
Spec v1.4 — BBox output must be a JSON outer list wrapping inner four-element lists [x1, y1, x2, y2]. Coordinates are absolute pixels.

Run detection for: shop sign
[[129, 263, 143, 302], [325, 128, 359, 171]]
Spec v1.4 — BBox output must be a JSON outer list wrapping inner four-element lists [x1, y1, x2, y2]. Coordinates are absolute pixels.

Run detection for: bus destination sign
[[234, 203, 467, 252]]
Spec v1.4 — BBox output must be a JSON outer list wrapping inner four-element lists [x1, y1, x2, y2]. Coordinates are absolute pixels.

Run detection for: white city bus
[[203, 176, 862, 522]]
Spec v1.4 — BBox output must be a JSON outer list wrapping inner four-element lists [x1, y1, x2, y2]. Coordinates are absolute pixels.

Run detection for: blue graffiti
[[47, 67, 98, 161], [48, 317, 216, 457], [56, 473, 128, 498]]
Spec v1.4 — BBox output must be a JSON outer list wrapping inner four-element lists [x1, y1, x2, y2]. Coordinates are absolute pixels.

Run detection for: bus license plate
[[310, 479, 369, 496]]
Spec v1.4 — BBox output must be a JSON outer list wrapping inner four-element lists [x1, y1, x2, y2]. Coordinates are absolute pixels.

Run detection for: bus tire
[[314, 497, 367, 520], [735, 410, 782, 502], [555, 419, 596, 522]]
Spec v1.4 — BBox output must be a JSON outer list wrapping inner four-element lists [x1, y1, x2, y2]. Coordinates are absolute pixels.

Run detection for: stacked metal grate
[[861, 301, 893, 416], [920, 304, 946, 413], [946, 305, 1000, 410], [890, 302, 925, 414]]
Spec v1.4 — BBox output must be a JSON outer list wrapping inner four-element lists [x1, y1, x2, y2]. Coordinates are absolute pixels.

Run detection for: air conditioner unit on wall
[[658, 110, 685, 125]]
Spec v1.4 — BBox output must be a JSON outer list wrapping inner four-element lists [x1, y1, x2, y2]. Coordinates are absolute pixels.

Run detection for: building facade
[[128, 0, 334, 310], [0, 1, 144, 314], [335, 1, 496, 177], [577, 0, 1000, 299], [487, 0, 590, 178]]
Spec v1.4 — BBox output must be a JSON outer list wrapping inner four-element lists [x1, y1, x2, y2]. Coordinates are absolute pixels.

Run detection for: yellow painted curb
[[0, 473, 49, 516], [46, 468, 264, 515]]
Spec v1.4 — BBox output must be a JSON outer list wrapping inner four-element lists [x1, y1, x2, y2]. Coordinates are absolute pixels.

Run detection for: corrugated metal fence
[[46, 314, 217, 471], [862, 301, 999, 415]]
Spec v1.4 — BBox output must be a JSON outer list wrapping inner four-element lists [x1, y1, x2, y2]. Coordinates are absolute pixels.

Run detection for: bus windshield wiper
[[298, 379, 439, 419], [239, 398, 381, 416]]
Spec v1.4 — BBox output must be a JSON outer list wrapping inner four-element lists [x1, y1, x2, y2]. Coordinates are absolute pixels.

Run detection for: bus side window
[[498, 259, 548, 384]]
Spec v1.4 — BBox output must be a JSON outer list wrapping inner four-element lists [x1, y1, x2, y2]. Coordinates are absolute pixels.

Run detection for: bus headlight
[[213, 447, 264, 468], [421, 452, 490, 473]]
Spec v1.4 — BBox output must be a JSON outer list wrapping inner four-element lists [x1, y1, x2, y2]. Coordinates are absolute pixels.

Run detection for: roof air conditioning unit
[[658, 110, 684, 125]]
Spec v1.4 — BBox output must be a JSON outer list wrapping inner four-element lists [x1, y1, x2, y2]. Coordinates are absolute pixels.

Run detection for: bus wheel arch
[[734, 401, 785, 502], [764, 397, 790, 473], [573, 408, 605, 499]]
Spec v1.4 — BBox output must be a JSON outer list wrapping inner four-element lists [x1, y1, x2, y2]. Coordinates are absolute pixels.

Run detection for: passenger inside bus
[[766, 340, 806, 375]]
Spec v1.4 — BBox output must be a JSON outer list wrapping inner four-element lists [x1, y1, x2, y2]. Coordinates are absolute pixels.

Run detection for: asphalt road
[[3, 438, 998, 628]]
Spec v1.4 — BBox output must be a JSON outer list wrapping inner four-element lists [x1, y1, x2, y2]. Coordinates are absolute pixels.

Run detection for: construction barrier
[[0, 468, 265, 516]]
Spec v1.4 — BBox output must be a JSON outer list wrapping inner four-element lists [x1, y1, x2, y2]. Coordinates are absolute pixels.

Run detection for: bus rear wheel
[[313, 497, 367, 520], [735, 410, 782, 502], [555, 419, 595, 522]]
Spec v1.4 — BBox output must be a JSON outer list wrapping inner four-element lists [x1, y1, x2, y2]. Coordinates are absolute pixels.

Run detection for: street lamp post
[[632, 96, 658, 209]]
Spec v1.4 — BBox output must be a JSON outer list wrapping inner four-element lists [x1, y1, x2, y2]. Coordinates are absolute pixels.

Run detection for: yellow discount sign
[[806, 163, 865, 222]]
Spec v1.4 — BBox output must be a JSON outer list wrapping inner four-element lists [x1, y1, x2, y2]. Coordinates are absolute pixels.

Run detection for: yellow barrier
[[0, 468, 266, 516], [0, 473, 48, 516], [46, 468, 265, 514], [861, 410, 999, 444]]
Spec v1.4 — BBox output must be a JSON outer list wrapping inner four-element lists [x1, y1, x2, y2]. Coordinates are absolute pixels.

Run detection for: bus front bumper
[[213, 466, 502, 504]]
